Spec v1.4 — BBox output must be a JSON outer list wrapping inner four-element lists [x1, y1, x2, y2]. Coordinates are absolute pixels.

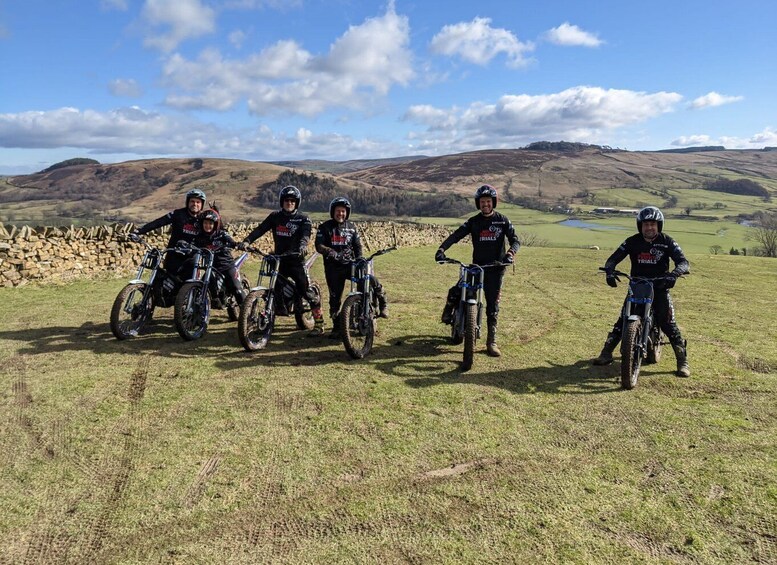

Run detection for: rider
[[194, 209, 245, 305], [238, 186, 325, 335], [315, 196, 388, 338], [592, 206, 691, 377], [132, 188, 205, 277], [435, 184, 520, 357]]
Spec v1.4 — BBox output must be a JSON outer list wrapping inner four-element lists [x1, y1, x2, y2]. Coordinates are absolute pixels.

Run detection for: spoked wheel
[[174, 282, 210, 341], [111, 283, 154, 340], [340, 293, 375, 359], [461, 302, 477, 371], [238, 290, 274, 351], [227, 275, 251, 322], [646, 324, 663, 364], [295, 281, 320, 330], [620, 319, 643, 389]]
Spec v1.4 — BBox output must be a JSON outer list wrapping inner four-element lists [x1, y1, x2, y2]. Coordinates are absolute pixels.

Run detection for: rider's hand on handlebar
[[605, 269, 619, 288], [129, 231, 141, 243], [435, 249, 446, 262], [326, 249, 338, 260], [237, 241, 249, 251], [503, 252, 515, 265]]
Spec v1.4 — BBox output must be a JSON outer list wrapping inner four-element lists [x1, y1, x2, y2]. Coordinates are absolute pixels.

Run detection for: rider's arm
[[505, 219, 521, 258], [244, 214, 273, 244], [439, 219, 471, 252], [314, 224, 334, 256], [136, 212, 174, 235], [352, 225, 364, 259], [603, 240, 629, 272], [298, 216, 312, 256], [668, 237, 690, 276]]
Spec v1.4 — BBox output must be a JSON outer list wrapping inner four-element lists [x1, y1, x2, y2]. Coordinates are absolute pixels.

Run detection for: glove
[[435, 249, 446, 262], [339, 248, 354, 263], [326, 249, 338, 260], [664, 273, 677, 289], [503, 253, 514, 265], [129, 231, 141, 243], [237, 241, 249, 251], [605, 269, 618, 288]]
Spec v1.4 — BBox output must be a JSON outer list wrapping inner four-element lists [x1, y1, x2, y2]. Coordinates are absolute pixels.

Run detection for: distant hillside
[[2, 147, 777, 225]]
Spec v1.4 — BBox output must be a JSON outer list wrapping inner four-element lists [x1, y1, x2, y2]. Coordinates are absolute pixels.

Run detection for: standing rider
[[315, 196, 388, 338], [238, 186, 325, 335], [592, 206, 691, 377], [133, 188, 206, 277], [194, 209, 245, 305], [435, 184, 520, 357]]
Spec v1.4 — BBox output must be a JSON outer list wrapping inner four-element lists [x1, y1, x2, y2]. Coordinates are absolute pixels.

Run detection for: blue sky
[[1, 0, 776, 174]]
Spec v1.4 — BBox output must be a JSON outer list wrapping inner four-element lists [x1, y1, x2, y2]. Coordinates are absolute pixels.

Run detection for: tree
[[751, 212, 777, 257], [709, 245, 722, 255]]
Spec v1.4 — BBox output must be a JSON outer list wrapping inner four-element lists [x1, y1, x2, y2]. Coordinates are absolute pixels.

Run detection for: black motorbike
[[601, 268, 679, 390], [237, 249, 321, 351], [438, 258, 510, 371], [110, 237, 186, 340], [173, 242, 250, 341], [338, 246, 395, 359]]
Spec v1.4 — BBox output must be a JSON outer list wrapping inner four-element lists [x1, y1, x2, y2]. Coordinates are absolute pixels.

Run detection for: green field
[[1, 247, 775, 562]]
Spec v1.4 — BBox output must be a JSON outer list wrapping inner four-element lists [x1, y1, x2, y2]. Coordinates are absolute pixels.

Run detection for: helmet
[[200, 209, 221, 233], [474, 184, 498, 209], [329, 196, 352, 220], [279, 185, 301, 211], [186, 188, 206, 206], [636, 206, 664, 233]]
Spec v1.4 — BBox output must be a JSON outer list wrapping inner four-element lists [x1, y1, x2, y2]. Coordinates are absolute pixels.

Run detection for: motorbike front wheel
[[238, 289, 274, 351], [620, 319, 643, 389], [174, 282, 209, 341], [340, 293, 375, 359], [111, 283, 154, 340], [646, 324, 663, 364], [461, 302, 477, 371]]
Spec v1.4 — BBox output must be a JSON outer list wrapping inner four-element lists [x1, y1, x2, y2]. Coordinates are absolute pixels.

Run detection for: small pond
[[559, 219, 627, 230]]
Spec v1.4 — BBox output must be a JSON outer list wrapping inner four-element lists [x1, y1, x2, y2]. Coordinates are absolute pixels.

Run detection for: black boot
[[376, 291, 389, 319], [486, 323, 501, 357], [593, 332, 620, 365], [672, 339, 691, 377], [328, 314, 341, 339]]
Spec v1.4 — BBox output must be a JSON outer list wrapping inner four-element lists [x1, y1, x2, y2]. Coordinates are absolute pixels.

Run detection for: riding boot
[[593, 332, 620, 365], [486, 322, 501, 357], [671, 338, 691, 377], [309, 308, 325, 337], [328, 314, 341, 339], [376, 290, 389, 319]]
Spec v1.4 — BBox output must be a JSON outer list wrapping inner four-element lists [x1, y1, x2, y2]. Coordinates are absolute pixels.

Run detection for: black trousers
[[280, 258, 320, 308], [325, 264, 386, 319], [609, 288, 683, 344]]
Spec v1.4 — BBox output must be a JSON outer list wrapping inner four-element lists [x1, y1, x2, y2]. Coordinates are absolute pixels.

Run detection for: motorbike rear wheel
[[620, 319, 643, 389], [111, 283, 154, 340], [238, 289, 274, 351], [227, 274, 251, 322], [175, 282, 209, 341], [340, 293, 375, 359], [461, 302, 477, 371]]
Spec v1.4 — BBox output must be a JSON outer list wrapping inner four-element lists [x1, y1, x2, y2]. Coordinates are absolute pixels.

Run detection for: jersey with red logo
[[244, 210, 312, 256], [439, 211, 520, 265], [315, 219, 363, 266], [137, 207, 200, 247], [605, 232, 689, 278]]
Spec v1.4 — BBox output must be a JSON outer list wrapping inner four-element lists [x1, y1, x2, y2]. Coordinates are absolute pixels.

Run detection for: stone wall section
[[0, 221, 453, 287]]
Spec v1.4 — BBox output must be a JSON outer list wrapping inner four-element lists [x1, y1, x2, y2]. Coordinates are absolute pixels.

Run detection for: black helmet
[[200, 209, 221, 233], [636, 206, 664, 233], [329, 196, 352, 220], [279, 185, 301, 211], [474, 184, 498, 209], [186, 188, 206, 206]]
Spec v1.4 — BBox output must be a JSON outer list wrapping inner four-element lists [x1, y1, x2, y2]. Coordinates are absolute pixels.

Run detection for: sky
[[1, 0, 776, 174]]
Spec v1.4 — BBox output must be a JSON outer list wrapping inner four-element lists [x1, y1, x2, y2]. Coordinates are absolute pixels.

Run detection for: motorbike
[[438, 258, 511, 371], [110, 237, 186, 340], [237, 249, 322, 351], [601, 267, 679, 390], [173, 241, 250, 341], [338, 246, 396, 359]]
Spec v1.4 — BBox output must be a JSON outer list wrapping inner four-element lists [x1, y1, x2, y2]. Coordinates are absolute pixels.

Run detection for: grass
[[0, 247, 775, 563]]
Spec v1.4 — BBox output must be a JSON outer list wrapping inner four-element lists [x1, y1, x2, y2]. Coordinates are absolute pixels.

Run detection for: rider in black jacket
[[435, 185, 520, 357], [239, 186, 325, 335], [592, 206, 691, 377], [193, 209, 245, 305], [133, 188, 206, 278], [315, 197, 388, 338]]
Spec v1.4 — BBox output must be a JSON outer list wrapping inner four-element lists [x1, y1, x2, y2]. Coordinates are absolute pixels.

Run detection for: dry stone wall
[[0, 221, 453, 287]]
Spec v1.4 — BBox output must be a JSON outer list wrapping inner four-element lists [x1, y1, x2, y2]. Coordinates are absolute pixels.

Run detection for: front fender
[[627, 314, 642, 322], [250, 285, 270, 292]]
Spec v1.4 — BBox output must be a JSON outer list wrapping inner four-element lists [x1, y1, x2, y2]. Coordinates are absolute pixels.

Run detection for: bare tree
[[751, 212, 777, 257]]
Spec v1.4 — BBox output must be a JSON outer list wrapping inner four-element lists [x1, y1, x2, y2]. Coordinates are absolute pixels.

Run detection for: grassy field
[[0, 247, 775, 563]]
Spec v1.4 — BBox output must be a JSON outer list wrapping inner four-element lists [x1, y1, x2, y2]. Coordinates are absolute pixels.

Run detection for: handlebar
[[598, 267, 684, 282], [363, 246, 397, 262], [437, 258, 512, 268]]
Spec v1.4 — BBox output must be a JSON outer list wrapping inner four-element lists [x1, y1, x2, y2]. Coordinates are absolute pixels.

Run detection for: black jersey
[[137, 207, 200, 248], [604, 232, 690, 278], [244, 210, 312, 256], [315, 219, 363, 266], [439, 211, 520, 265]]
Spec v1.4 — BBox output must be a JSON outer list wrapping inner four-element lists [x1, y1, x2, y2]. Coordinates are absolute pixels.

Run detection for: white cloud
[[162, 7, 413, 116], [403, 86, 682, 152], [544, 22, 603, 47], [689, 92, 744, 109], [0, 107, 405, 161], [671, 128, 777, 149], [670, 135, 714, 147], [430, 17, 534, 67], [109, 78, 143, 98], [141, 0, 216, 52], [228, 29, 246, 49]]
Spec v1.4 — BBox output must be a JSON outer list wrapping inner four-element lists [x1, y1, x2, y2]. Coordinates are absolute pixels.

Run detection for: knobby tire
[[110, 283, 154, 340], [620, 319, 642, 389], [238, 289, 274, 351], [462, 302, 477, 371], [175, 282, 209, 341], [340, 293, 374, 359]]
